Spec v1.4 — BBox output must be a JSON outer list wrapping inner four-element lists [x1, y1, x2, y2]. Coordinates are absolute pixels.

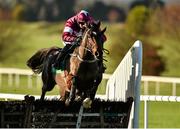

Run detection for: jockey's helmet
[[77, 10, 90, 23]]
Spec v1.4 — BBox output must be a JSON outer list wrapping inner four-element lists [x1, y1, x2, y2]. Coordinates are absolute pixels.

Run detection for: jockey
[[53, 10, 106, 71]]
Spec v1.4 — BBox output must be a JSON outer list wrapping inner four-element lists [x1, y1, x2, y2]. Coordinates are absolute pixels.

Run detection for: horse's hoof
[[75, 96, 82, 101], [65, 99, 70, 106], [83, 98, 92, 108]]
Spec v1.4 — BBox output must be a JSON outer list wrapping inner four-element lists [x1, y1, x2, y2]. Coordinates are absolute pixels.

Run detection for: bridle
[[71, 28, 100, 63]]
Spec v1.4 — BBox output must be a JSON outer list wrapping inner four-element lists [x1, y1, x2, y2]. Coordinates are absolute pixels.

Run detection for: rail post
[[144, 99, 148, 129]]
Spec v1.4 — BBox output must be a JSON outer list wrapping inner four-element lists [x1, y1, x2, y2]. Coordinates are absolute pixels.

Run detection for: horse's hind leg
[[40, 86, 46, 100]]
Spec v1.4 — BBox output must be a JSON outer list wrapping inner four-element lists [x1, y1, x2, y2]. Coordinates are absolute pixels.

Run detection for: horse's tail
[[27, 47, 60, 74]]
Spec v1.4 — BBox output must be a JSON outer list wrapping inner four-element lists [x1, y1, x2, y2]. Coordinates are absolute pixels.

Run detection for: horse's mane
[[27, 46, 60, 74]]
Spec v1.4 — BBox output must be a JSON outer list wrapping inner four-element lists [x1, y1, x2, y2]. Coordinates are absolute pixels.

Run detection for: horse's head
[[79, 21, 106, 61]]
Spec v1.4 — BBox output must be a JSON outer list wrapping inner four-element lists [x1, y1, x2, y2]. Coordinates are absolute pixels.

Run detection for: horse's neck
[[78, 30, 89, 58]]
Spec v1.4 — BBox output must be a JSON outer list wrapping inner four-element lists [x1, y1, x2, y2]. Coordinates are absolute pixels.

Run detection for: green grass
[[139, 101, 180, 128], [0, 22, 63, 68]]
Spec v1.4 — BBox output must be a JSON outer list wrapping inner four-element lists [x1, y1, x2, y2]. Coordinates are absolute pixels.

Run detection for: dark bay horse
[[27, 21, 106, 108]]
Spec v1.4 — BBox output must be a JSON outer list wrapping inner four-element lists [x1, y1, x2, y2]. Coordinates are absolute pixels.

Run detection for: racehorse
[[27, 21, 106, 108]]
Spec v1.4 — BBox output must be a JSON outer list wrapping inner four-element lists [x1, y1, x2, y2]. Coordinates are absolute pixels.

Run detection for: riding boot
[[53, 44, 72, 69]]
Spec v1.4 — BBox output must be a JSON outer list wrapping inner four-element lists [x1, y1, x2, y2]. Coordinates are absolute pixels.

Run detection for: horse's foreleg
[[90, 83, 99, 100], [85, 81, 98, 101], [83, 76, 102, 108], [65, 76, 77, 105], [90, 74, 103, 100], [69, 76, 77, 101]]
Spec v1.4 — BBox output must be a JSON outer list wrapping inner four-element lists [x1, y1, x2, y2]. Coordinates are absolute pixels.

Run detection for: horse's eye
[[95, 51, 99, 57]]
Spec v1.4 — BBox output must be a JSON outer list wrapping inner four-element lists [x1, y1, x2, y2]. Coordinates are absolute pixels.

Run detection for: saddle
[[52, 43, 79, 74]]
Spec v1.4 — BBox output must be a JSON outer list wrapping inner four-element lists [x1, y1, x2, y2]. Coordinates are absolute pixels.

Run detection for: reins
[[70, 53, 99, 63]]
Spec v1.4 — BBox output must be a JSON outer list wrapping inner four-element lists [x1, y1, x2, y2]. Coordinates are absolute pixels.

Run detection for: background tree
[[126, 6, 150, 37], [142, 41, 165, 75], [124, 5, 165, 75], [145, 5, 180, 76], [12, 4, 26, 21]]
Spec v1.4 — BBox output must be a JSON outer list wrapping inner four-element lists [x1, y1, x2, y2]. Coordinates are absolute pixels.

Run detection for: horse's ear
[[97, 20, 101, 28], [88, 22, 92, 28], [101, 27, 106, 34]]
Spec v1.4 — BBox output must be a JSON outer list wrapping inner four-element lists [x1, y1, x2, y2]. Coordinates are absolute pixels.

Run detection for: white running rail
[[105, 40, 142, 101], [0, 68, 41, 89], [142, 75, 180, 96], [140, 95, 180, 129], [1, 70, 180, 96], [0, 68, 111, 89], [105, 40, 142, 128]]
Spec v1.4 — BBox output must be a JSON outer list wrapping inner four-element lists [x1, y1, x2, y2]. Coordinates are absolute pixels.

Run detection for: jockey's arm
[[62, 32, 76, 43]]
